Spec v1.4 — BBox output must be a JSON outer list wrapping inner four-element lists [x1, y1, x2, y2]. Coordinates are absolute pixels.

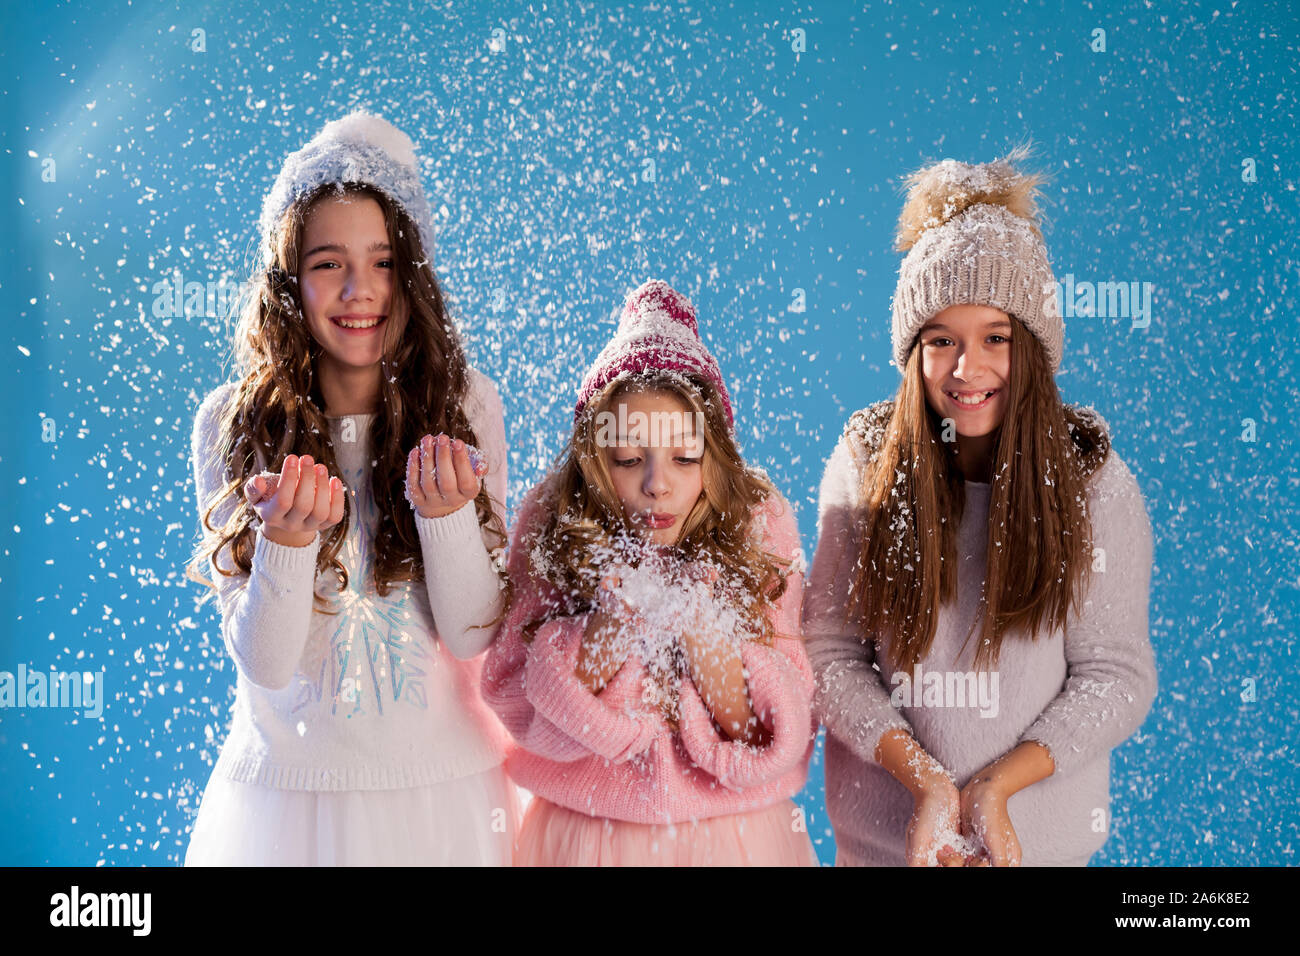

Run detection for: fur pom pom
[[895, 145, 1046, 251]]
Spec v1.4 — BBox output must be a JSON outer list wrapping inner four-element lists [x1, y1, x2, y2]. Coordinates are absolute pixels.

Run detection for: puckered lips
[[638, 511, 677, 530]]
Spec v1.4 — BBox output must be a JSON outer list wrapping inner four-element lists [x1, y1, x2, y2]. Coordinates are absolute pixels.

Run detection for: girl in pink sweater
[[483, 280, 819, 866]]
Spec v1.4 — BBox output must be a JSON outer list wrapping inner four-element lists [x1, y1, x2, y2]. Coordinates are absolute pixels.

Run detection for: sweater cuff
[[523, 619, 660, 763], [481, 612, 600, 763], [836, 695, 914, 769], [252, 526, 321, 588], [412, 499, 482, 544], [676, 641, 812, 792], [1016, 723, 1084, 778]]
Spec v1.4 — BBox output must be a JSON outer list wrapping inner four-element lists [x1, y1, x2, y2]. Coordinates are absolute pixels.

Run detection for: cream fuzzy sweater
[[804, 401, 1158, 866]]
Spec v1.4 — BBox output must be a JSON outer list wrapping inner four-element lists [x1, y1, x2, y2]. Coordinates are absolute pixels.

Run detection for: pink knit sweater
[[482, 480, 817, 825]]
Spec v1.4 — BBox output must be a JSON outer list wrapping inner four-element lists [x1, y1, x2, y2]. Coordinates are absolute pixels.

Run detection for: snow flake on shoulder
[[1084, 445, 1145, 518], [1066, 403, 1110, 439], [1063, 402, 1114, 483], [746, 486, 800, 557], [843, 399, 895, 460], [516, 476, 565, 580]]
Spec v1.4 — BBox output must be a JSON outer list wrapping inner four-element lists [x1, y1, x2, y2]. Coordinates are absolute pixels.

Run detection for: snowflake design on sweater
[[292, 428, 431, 717]]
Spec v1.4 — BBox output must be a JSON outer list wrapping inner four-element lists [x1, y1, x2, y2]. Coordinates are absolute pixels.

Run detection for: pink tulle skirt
[[515, 796, 819, 866]]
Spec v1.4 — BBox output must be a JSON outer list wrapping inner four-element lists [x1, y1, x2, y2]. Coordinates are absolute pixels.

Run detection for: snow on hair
[[894, 144, 1047, 252]]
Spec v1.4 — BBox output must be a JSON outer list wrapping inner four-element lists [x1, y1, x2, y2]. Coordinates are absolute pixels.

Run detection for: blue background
[[1, 0, 1296, 866]]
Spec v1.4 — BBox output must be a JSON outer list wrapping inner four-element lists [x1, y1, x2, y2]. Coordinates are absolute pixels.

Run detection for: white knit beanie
[[258, 110, 434, 267], [890, 150, 1062, 372]]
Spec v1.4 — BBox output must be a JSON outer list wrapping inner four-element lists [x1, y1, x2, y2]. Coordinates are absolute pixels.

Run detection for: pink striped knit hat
[[574, 280, 734, 434]]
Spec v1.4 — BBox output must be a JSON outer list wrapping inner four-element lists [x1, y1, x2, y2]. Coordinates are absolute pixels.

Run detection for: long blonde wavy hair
[[517, 370, 795, 723]]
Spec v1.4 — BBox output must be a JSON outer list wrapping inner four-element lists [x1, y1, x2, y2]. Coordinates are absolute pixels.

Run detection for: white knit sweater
[[190, 368, 511, 790], [805, 401, 1158, 865]]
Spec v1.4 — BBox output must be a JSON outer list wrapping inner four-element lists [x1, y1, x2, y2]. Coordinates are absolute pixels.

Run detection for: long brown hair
[[188, 182, 509, 620], [516, 370, 794, 723], [847, 317, 1109, 672]]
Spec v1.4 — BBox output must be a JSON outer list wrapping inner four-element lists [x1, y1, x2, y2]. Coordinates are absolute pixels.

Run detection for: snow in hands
[[577, 532, 759, 718], [403, 437, 488, 521]]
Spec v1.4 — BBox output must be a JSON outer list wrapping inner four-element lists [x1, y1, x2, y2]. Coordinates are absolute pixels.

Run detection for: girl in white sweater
[[805, 149, 1158, 866], [184, 112, 520, 865]]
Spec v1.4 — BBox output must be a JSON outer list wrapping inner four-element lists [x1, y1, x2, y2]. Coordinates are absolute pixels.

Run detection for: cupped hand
[[405, 434, 487, 519], [576, 568, 641, 693], [959, 779, 1022, 866], [906, 777, 971, 867], [244, 454, 345, 548]]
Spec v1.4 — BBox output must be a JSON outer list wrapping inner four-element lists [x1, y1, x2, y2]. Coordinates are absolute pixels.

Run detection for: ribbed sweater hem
[[214, 745, 504, 792]]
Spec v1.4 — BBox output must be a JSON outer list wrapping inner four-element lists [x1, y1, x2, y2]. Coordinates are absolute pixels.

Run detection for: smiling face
[[918, 304, 1013, 439], [601, 389, 705, 547], [298, 193, 394, 373]]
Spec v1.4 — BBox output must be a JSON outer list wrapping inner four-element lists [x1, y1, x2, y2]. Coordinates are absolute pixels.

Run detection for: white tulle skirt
[[184, 764, 522, 867]]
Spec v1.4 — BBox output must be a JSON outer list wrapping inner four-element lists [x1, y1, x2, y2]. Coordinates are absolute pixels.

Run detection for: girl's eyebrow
[[302, 240, 392, 258], [924, 321, 1012, 333], [613, 433, 694, 445]]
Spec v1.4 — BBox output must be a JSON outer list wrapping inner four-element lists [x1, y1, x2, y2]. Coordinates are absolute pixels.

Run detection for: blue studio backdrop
[[1, 0, 1296, 866]]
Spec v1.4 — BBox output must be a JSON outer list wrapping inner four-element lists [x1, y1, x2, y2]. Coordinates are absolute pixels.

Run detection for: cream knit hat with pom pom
[[890, 147, 1062, 372]]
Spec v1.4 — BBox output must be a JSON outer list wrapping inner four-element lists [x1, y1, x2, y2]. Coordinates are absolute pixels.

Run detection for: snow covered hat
[[258, 110, 434, 266], [575, 280, 735, 434], [890, 148, 1062, 372]]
